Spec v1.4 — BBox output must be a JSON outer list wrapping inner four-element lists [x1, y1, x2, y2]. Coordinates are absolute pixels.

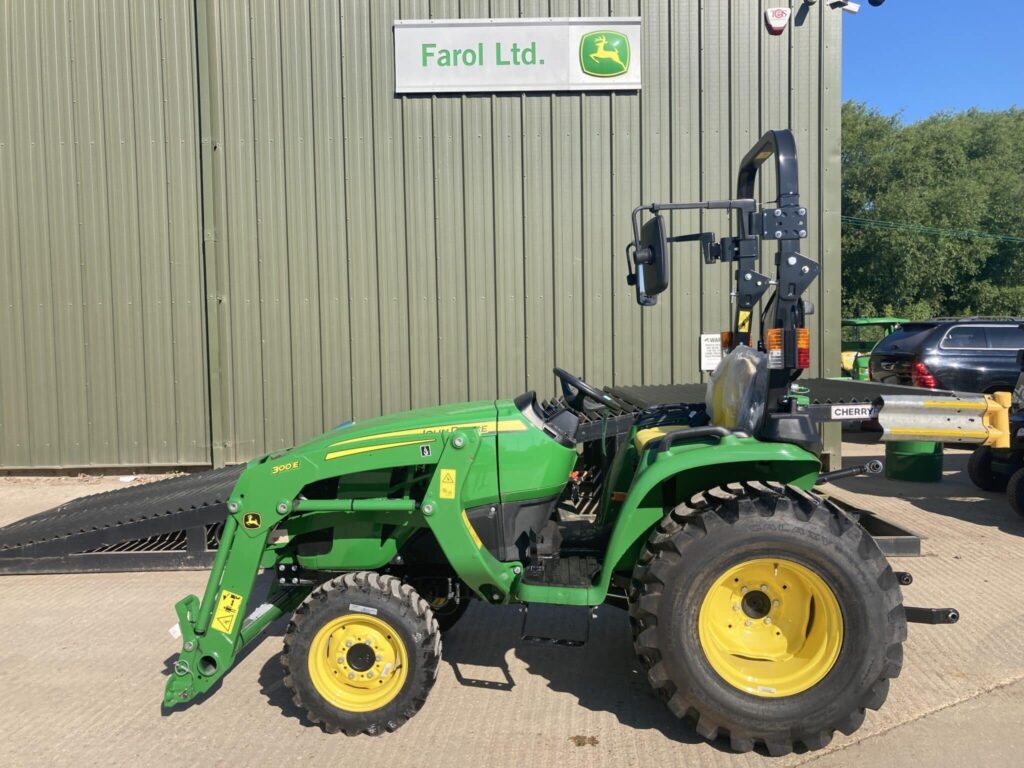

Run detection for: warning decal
[[439, 469, 457, 499], [738, 310, 752, 333], [213, 589, 244, 635]]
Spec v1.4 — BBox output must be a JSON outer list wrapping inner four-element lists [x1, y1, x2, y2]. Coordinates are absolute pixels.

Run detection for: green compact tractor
[[162, 131, 952, 755]]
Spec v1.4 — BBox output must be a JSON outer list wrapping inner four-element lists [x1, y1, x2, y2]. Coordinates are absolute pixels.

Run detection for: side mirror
[[633, 214, 669, 305]]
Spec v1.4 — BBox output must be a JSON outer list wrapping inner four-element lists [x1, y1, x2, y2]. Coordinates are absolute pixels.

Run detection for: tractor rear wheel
[[281, 571, 441, 735], [1006, 467, 1024, 517], [628, 484, 905, 755], [967, 446, 1009, 492]]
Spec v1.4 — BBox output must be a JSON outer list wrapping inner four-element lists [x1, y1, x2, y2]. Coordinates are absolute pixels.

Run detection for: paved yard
[[1, 440, 1023, 767]]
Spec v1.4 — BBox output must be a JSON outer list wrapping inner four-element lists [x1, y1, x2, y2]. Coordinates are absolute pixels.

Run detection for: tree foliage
[[842, 102, 1024, 319]]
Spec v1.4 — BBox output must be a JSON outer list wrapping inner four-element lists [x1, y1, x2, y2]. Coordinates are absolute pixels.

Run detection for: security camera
[[828, 0, 861, 12]]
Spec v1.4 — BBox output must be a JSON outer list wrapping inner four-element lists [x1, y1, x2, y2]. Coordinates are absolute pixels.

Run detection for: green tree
[[842, 102, 1024, 319]]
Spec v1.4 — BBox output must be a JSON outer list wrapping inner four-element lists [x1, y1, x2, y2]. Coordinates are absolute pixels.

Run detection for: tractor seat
[[633, 424, 690, 452]]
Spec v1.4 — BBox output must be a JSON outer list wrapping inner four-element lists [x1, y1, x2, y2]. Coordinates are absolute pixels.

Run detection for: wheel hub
[[307, 614, 408, 712], [698, 557, 844, 698]]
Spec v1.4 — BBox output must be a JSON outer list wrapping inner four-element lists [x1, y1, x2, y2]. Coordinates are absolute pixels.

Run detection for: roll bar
[[625, 128, 820, 410]]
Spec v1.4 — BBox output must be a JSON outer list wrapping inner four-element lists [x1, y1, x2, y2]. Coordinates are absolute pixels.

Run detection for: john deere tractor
[[158, 130, 949, 755]]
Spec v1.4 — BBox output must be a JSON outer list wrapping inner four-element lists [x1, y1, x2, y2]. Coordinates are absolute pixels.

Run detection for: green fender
[[519, 434, 820, 606], [603, 434, 820, 582]]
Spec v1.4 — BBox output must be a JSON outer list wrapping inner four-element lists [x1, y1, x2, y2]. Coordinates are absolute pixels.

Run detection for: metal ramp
[[0, 465, 243, 575]]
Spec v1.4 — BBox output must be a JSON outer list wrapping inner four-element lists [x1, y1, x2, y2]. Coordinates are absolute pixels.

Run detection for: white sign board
[[394, 17, 642, 93], [700, 334, 723, 372]]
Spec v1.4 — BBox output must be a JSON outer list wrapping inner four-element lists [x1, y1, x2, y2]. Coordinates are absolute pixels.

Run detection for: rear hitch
[[815, 459, 883, 485], [905, 606, 960, 625]]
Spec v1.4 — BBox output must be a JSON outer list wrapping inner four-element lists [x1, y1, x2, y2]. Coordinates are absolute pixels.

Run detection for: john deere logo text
[[579, 31, 629, 77]]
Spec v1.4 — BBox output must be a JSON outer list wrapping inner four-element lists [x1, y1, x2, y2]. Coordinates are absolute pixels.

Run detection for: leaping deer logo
[[589, 35, 626, 72], [580, 31, 631, 78]]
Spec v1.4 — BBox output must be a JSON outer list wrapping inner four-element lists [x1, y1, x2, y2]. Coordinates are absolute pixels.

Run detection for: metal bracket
[[905, 606, 960, 625]]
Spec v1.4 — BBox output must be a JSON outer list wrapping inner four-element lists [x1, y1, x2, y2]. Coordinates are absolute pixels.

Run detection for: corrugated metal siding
[[0, 0, 207, 468], [0, 0, 840, 467]]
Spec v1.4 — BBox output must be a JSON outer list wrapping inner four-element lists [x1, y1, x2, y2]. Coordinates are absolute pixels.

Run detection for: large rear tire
[[282, 572, 441, 735], [968, 446, 1009, 492], [628, 484, 905, 755]]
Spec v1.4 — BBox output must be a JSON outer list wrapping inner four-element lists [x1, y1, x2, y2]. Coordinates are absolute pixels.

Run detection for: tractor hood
[[317, 400, 507, 457]]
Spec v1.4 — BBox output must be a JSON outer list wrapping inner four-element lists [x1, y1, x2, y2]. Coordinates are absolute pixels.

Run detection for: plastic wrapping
[[705, 344, 769, 432]]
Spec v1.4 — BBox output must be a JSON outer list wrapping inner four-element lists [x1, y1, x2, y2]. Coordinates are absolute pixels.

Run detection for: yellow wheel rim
[[308, 614, 409, 712], [698, 557, 843, 698]]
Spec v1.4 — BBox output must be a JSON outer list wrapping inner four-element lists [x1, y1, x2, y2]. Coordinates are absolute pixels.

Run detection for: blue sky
[[842, 0, 1023, 123]]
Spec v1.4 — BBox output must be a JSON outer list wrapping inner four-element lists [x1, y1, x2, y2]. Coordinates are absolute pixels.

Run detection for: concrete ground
[[1, 440, 1023, 767]]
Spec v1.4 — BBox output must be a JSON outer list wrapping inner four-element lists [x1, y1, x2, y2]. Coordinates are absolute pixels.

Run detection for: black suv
[[869, 318, 1024, 393]]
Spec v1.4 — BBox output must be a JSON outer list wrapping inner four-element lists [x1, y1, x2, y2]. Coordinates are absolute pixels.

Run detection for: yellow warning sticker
[[213, 589, 243, 635], [439, 468, 457, 500], [738, 310, 752, 333]]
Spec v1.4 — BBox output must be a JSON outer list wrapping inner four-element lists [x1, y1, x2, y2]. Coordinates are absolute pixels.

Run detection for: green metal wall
[[0, 0, 208, 468], [0, 0, 841, 468]]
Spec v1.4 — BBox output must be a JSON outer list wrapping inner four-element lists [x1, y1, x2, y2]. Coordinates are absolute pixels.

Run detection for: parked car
[[868, 317, 1024, 393]]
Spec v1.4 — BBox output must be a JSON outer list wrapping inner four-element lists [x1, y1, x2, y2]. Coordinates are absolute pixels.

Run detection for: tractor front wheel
[[629, 485, 905, 755], [281, 571, 441, 735]]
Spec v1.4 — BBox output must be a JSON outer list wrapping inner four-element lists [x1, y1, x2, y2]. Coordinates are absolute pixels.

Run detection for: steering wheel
[[553, 367, 615, 410]]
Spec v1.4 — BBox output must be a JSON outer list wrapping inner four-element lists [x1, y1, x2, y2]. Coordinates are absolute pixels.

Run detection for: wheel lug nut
[[345, 640, 353, 648], [741, 586, 749, 594], [773, 599, 780, 607], [375, 654, 382, 661], [367, 671, 375, 679], [348, 672, 355, 679], [760, 585, 768, 592], [732, 604, 740, 612], [745, 619, 752, 627], [764, 617, 772, 625]]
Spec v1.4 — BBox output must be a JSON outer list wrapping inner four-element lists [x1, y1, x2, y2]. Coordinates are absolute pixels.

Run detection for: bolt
[[345, 640, 353, 648], [348, 672, 355, 680], [741, 586, 749, 594], [744, 272, 752, 280], [745, 619, 752, 627], [278, 502, 289, 514], [774, 230, 783, 239], [512, 566, 522, 575], [732, 604, 740, 612], [801, 265, 810, 274], [773, 599, 780, 607], [760, 585, 768, 591], [423, 503, 434, 516], [490, 506, 497, 513], [799, 229, 807, 238], [764, 617, 773, 625], [787, 256, 798, 266], [452, 436, 465, 448], [227, 502, 238, 512], [291, 577, 298, 584], [773, 208, 783, 217], [367, 671, 375, 679], [184, 641, 194, 652], [375, 654, 382, 661], [798, 207, 806, 216], [337, 657, 345, 664]]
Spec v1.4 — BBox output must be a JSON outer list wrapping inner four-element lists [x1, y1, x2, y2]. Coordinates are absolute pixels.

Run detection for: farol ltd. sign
[[394, 17, 641, 93]]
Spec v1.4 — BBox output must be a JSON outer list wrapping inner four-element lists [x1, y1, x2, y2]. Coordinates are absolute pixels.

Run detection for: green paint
[[579, 30, 630, 78]]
